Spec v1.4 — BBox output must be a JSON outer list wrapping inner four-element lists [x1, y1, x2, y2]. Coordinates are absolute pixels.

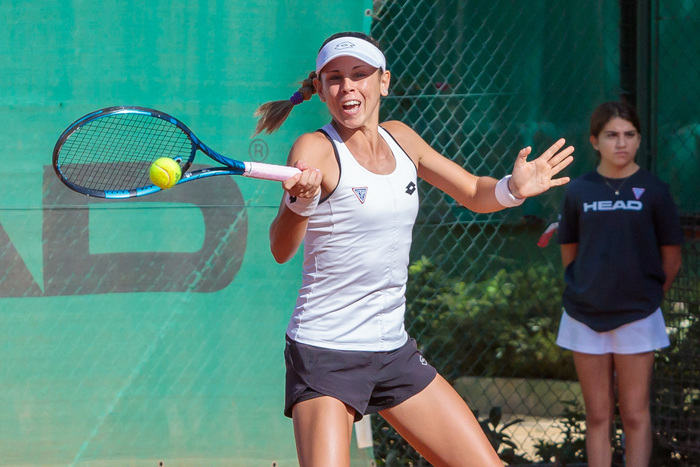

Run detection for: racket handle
[[244, 162, 301, 182]]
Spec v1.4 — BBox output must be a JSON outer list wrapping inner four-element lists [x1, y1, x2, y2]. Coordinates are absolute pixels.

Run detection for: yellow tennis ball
[[149, 158, 182, 189]]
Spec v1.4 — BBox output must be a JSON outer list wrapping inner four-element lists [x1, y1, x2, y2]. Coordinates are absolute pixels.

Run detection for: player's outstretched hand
[[509, 139, 574, 199]]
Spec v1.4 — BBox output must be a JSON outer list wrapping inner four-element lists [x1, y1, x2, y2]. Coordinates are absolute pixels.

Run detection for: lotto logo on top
[[335, 41, 356, 50]]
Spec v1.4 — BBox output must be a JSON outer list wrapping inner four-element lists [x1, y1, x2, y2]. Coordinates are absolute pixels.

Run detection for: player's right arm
[[269, 132, 335, 263]]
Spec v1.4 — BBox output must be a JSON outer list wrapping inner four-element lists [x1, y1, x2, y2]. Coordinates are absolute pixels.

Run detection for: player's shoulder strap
[[315, 125, 341, 202]]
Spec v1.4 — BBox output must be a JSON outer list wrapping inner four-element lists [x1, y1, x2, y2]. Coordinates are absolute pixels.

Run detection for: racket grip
[[244, 162, 301, 182]]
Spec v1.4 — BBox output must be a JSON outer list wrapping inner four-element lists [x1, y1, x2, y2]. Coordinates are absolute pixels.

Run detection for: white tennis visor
[[315, 37, 386, 75]]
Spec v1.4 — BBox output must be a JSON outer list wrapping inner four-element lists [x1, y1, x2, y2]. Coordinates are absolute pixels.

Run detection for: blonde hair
[[252, 71, 317, 135]]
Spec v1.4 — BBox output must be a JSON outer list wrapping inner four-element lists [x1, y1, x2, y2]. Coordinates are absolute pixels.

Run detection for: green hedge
[[405, 256, 577, 381]]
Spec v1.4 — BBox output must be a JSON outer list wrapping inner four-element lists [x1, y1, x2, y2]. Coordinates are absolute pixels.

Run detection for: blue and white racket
[[52, 106, 300, 199]]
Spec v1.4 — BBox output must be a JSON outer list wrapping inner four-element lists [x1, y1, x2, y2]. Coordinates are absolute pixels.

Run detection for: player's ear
[[380, 70, 391, 96], [314, 77, 326, 103]]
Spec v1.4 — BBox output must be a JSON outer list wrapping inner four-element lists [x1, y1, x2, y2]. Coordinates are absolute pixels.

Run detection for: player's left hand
[[509, 138, 574, 198]]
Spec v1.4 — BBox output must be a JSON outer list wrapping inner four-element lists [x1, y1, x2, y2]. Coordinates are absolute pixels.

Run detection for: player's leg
[[573, 351, 615, 467], [614, 352, 654, 467], [285, 337, 370, 467], [292, 396, 356, 467], [379, 374, 503, 467]]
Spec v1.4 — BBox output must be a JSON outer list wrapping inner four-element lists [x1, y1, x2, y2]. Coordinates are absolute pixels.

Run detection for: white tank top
[[286, 123, 419, 351]]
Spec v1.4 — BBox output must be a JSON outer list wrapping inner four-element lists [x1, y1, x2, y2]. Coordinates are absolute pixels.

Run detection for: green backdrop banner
[[0, 1, 374, 465]]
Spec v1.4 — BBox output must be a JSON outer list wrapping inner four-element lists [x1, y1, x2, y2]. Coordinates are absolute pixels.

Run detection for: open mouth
[[342, 100, 361, 113]]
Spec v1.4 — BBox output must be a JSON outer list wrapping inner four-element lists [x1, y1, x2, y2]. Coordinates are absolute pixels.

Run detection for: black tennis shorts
[[284, 336, 437, 422]]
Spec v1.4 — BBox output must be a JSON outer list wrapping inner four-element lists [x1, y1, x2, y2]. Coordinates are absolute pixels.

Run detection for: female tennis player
[[256, 32, 574, 466], [556, 101, 683, 466]]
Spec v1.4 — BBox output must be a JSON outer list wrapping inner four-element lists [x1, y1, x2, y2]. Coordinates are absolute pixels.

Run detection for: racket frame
[[52, 106, 296, 199]]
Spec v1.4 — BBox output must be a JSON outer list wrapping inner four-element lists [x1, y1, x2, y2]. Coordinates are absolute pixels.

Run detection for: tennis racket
[[52, 106, 300, 199]]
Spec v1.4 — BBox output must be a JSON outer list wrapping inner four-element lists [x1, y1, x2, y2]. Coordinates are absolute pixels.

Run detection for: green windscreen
[[0, 1, 374, 465]]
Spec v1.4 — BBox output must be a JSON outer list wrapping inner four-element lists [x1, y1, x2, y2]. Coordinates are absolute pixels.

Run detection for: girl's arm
[[560, 243, 579, 268], [660, 244, 682, 293]]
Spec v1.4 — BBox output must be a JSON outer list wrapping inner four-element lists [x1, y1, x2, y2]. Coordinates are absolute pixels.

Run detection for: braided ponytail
[[253, 71, 317, 135]]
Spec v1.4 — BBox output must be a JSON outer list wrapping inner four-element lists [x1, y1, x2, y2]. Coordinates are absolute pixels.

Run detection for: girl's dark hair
[[253, 32, 382, 135], [589, 100, 642, 138]]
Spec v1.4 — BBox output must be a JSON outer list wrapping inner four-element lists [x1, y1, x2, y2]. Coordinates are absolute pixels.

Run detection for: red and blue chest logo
[[352, 187, 368, 204]]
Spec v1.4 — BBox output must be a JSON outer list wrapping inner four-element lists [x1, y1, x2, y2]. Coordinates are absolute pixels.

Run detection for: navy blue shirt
[[558, 168, 683, 332]]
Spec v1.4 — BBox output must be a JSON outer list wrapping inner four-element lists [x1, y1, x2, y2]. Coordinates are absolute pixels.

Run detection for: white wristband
[[495, 175, 525, 208], [285, 190, 320, 217]]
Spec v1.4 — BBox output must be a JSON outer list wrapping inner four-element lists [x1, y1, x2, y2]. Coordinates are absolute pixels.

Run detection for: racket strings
[[57, 113, 193, 192]]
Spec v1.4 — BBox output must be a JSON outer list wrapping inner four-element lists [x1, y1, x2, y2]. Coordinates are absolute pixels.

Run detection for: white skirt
[[556, 308, 670, 355]]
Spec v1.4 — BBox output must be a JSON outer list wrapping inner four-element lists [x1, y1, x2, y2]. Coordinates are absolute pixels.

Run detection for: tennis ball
[[149, 158, 182, 189]]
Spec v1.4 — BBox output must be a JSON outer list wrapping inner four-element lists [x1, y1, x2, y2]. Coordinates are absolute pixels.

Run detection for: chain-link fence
[[650, 1, 700, 462], [367, 1, 699, 465]]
